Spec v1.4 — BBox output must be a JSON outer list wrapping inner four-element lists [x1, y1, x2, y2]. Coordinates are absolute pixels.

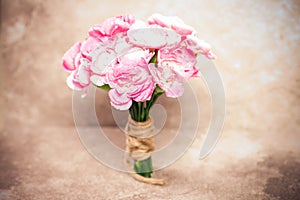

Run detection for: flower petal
[[148, 13, 194, 36], [90, 74, 106, 86], [62, 42, 81, 71], [66, 72, 82, 91], [127, 27, 181, 49], [108, 89, 132, 110], [81, 37, 100, 58]]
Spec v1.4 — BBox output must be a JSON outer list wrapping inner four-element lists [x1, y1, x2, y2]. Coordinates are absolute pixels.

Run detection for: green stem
[[128, 86, 165, 178], [133, 157, 153, 178]]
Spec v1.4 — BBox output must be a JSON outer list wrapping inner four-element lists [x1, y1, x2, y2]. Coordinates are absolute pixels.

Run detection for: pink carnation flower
[[148, 46, 198, 98], [158, 46, 198, 80], [107, 50, 155, 110], [90, 34, 132, 86], [183, 35, 216, 59], [62, 41, 93, 93], [148, 63, 184, 98]]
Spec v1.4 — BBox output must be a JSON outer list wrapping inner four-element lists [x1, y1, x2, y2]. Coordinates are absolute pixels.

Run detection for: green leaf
[[96, 84, 111, 92], [149, 51, 157, 64], [154, 86, 164, 95]]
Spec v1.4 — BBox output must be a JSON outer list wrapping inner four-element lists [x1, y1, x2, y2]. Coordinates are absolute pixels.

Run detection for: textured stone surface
[[0, 126, 299, 200], [1, 0, 300, 199]]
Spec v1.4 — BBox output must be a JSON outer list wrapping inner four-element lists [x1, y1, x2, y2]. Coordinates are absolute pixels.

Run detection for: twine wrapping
[[125, 117, 164, 185]]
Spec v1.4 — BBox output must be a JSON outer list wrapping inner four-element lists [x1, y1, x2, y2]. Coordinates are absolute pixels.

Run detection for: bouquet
[[62, 13, 215, 185]]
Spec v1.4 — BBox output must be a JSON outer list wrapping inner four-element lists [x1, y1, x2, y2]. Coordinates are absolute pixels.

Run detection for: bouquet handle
[[124, 117, 164, 185]]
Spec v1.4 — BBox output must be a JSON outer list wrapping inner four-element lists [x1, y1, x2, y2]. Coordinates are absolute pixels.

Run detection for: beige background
[[1, 0, 300, 199], [1, 0, 299, 130]]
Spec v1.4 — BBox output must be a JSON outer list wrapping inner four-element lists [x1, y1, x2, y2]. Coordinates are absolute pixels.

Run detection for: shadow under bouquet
[[62, 13, 215, 185]]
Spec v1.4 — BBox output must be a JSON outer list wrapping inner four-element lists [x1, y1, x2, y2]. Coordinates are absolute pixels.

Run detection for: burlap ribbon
[[125, 117, 164, 185]]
